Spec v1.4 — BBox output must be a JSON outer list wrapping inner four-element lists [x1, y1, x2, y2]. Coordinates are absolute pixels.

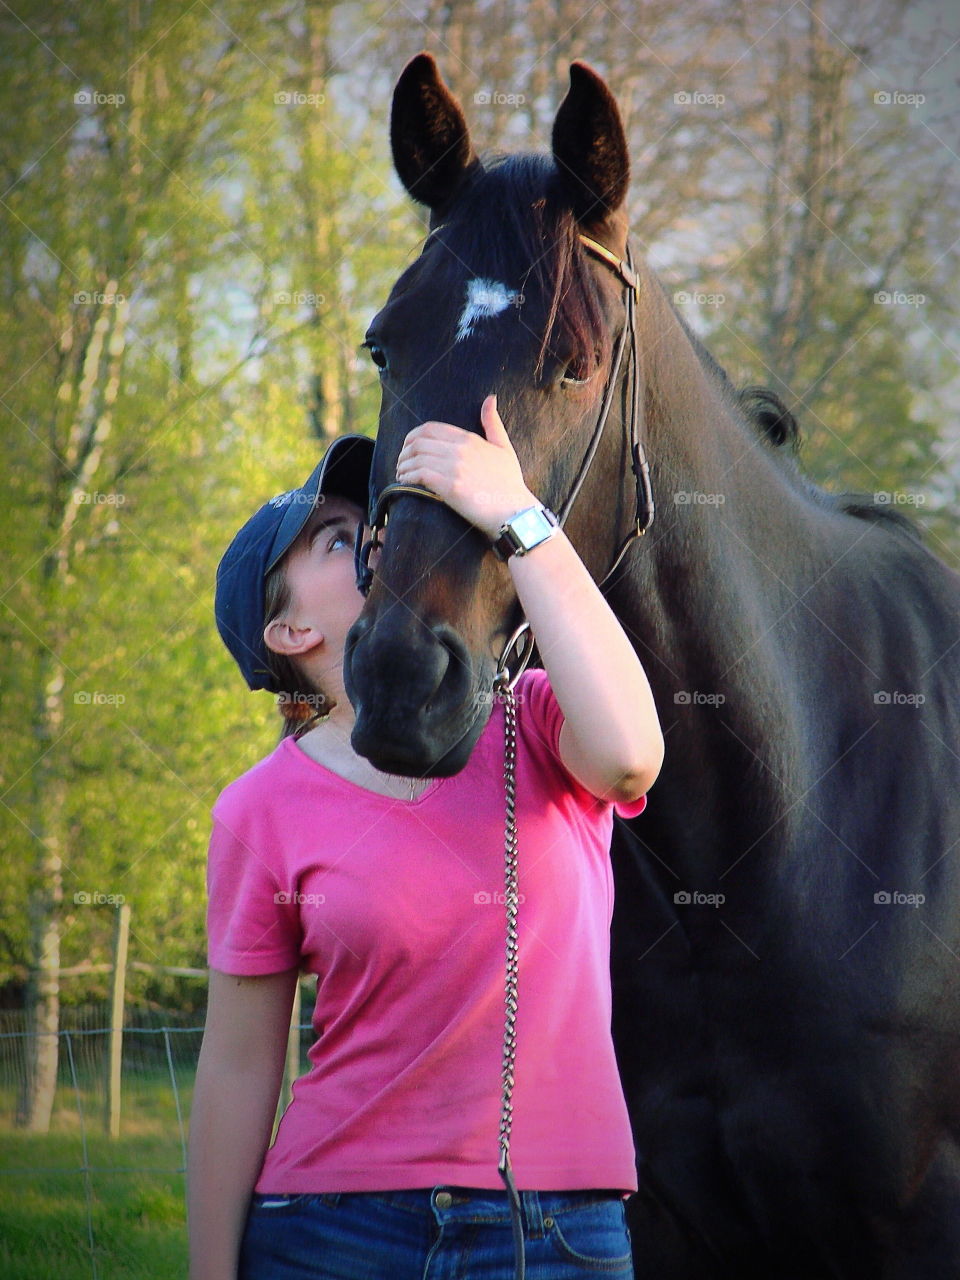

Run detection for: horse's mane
[[666, 284, 924, 541], [457, 153, 922, 543]]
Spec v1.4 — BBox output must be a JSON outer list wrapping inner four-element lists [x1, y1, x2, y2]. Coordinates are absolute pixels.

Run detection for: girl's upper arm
[[202, 967, 300, 1066]]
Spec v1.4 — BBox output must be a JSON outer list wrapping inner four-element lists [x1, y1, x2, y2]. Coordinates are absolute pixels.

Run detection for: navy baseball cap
[[215, 434, 375, 692]]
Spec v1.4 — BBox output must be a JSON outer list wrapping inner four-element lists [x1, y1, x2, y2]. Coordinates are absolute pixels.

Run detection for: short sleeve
[[206, 811, 303, 975], [517, 668, 648, 818], [516, 668, 566, 760], [613, 792, 647, 819]]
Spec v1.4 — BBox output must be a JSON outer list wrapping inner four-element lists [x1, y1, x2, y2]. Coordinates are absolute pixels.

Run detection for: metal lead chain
[[497, 684, 525, 1280]]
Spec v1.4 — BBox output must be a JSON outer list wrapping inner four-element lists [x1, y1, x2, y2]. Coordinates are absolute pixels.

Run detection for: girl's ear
[[263, 618, 324, 658]]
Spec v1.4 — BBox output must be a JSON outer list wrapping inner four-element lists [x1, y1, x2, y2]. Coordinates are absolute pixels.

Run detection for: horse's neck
[[635, 280, 831, 615], [610, 286, 831, 848]]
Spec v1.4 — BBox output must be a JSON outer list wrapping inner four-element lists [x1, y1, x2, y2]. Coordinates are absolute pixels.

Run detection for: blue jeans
[[238, 1185, 635, 1278]]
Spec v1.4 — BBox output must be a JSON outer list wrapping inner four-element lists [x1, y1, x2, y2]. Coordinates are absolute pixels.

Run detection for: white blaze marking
[[455, 278, 518, 343]]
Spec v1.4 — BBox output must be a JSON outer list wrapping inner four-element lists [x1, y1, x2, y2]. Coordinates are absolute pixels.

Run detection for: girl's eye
[[327, 531, 352, 552]]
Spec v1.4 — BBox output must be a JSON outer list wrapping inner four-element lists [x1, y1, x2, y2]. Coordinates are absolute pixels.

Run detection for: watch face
[[512, 506, 553, 547]]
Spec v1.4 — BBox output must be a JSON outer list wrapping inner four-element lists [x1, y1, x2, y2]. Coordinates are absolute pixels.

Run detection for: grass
[[0, 1068, 194, 1280], [0, 1134, 187, 1280]]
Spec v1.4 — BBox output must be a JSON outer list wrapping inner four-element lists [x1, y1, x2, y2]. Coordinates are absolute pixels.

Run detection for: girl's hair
[[263, 559, 335, 739]]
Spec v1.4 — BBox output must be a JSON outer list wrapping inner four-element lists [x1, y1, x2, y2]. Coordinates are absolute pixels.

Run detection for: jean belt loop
[[520, 1189, 545, 1237]]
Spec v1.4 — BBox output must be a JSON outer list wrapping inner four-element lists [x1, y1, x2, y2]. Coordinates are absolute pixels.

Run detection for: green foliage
[[0, 0, 409, 997], [0, 0, 957, 1002]]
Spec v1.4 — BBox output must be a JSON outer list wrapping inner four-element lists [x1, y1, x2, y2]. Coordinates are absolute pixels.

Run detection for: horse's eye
[[363, 340, 388, 373], [561, 353, 593, 387]]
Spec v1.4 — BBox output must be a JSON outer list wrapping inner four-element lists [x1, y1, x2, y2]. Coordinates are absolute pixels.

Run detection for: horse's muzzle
[[344, 613, 489, 777]]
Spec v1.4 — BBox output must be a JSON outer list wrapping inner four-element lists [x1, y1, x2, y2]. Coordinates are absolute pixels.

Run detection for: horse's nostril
[[432, 623, 470, 685]]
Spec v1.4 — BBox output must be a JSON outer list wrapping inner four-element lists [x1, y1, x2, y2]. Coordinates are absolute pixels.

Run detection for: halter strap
[[578, 232, 639, 293]]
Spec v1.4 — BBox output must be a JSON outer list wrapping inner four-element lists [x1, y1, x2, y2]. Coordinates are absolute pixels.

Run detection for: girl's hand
[[395, 394, 536, 539]]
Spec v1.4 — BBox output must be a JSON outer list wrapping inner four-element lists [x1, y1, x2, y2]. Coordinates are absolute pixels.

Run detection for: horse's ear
[[552, 62, 629, 224], [391, 52, 479, 213]]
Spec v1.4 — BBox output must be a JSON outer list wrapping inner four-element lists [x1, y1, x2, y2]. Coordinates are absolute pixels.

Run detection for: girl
[[188, 395, 664, 1279]]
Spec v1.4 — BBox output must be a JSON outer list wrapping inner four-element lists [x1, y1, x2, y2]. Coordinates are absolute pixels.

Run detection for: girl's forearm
[[508, 528, 663, 800], [187, 1047, 284, 1280]]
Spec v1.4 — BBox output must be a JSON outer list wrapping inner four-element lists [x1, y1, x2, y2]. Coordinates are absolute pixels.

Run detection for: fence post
[[105, 902, 130, 1137], [280, 980, 302, 1115]]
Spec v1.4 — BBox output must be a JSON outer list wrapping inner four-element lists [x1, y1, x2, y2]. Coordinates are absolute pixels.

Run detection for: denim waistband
[[307, 1186, 624, 1233]]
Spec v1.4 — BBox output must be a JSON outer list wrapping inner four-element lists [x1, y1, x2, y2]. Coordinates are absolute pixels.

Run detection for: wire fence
[[0, 1006, 312, 1280]]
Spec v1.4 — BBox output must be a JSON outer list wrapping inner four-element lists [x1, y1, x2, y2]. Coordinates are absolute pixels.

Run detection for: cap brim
[[266, 434, 375, 572]]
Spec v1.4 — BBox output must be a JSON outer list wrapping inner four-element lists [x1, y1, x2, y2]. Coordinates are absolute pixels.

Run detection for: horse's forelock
[[440, 153, 614, 382]]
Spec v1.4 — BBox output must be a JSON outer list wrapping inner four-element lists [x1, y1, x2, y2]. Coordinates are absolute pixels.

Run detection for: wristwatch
[[491, 503, 561, 561]]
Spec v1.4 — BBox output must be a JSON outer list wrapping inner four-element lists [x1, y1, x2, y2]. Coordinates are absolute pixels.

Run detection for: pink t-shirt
[[206, 668, 645, 1193]]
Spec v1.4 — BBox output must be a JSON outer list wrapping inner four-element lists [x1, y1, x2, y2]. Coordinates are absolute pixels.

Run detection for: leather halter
[[355, 231, 655, 680]]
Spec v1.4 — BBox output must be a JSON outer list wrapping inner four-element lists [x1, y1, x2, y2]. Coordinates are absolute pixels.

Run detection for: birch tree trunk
[[19, 290, 130, 1129]]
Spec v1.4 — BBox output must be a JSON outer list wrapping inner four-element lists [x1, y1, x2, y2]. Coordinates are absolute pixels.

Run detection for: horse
[[343, 53, 960, 1279]]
